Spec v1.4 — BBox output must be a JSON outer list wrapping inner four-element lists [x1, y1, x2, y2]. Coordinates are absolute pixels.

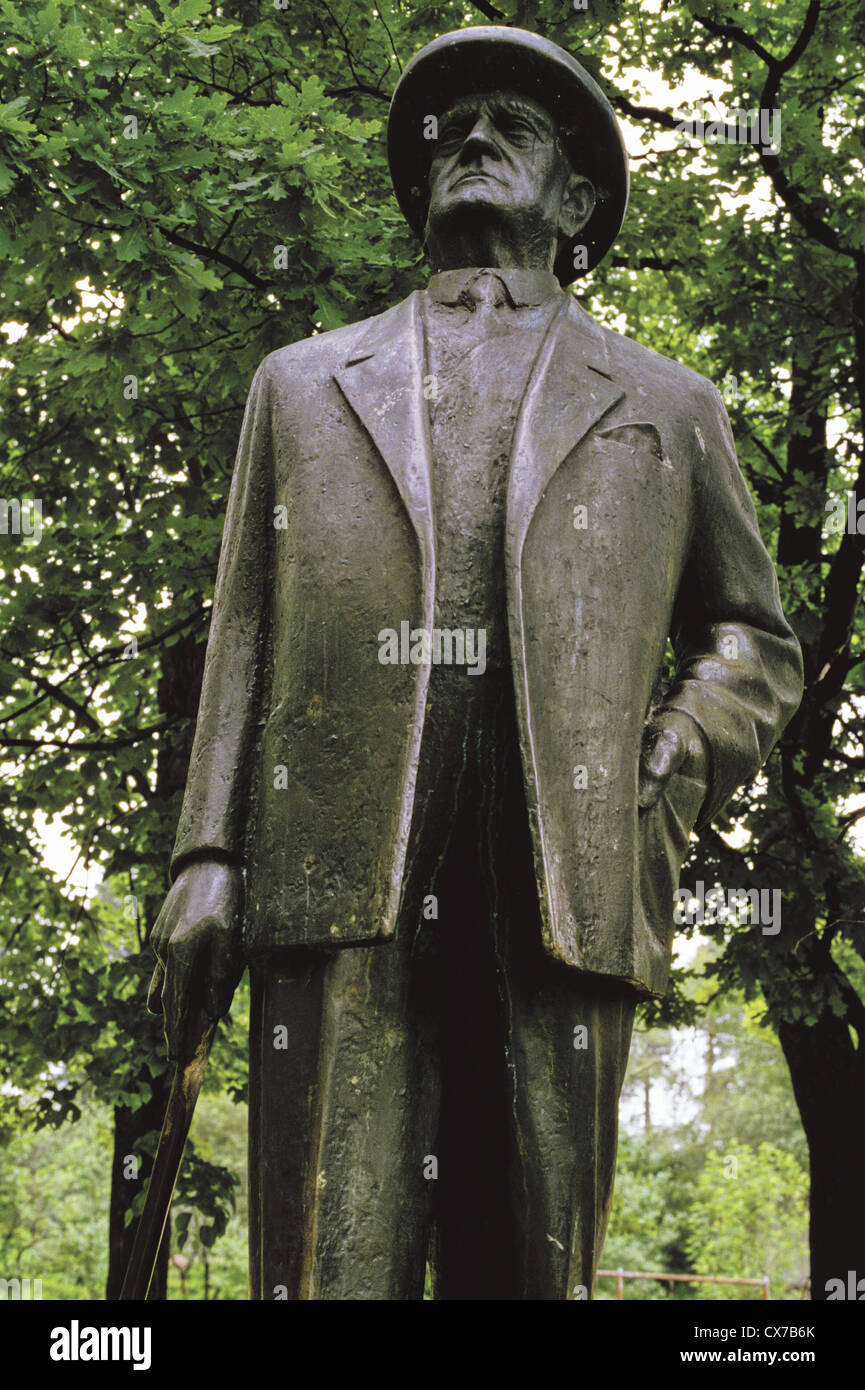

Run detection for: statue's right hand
[[146, 860, 244, 1063]]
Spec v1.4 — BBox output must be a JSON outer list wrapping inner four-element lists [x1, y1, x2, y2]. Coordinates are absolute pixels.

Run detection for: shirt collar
[[426, 266, 562, 309]]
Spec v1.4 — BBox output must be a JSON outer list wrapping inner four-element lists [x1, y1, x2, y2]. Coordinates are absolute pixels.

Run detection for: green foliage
[[606, 990, 809, 1298], [166, 1093, 249, 1300], [693, 995, 809, 1170], [0, 1102, 111, 1299], [599, 1137, 696, 1299], [685, 1143, 808, 1300]]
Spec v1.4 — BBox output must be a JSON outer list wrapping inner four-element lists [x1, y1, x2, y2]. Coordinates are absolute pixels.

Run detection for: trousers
[[248, 664, 636, 1300]]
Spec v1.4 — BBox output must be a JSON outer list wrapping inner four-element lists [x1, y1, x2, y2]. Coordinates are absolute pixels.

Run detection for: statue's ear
[[559, 172, 596, 239]]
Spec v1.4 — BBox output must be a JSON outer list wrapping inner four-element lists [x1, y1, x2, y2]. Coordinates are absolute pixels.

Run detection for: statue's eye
[[500, 116, 538, 141], [435, 133, 456, 155], [437, 122, 469, 150]]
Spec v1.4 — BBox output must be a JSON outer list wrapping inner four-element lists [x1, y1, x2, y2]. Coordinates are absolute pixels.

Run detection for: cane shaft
[[120, 1022, 216, 1301]]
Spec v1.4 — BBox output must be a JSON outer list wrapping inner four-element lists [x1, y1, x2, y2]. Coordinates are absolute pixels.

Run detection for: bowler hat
[[387, 26, 629, 285]]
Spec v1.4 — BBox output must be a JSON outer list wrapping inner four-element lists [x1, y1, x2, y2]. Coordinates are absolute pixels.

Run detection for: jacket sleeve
[[662, 377, 804, 826], [169, 358, 273, 878]]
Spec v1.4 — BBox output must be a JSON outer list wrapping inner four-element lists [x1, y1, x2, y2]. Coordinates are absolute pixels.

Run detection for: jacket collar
[[426, 266, 562, 309]]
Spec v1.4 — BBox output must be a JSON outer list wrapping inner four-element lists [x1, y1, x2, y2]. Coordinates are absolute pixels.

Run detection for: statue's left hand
[[638, 709, 708, 812]]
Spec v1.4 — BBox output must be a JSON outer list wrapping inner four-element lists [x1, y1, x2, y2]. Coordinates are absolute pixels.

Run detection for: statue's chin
[[424, 197, 517, 268], [425, 201, 560, 275]]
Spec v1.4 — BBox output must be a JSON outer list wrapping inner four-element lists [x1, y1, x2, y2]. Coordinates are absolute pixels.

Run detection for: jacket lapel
[[505, 295, 625, 916], [333, 292, 435, 580], [506, 295, 624, 563]]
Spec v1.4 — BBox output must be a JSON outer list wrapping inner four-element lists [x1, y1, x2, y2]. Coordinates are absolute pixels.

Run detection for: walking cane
[[119, 1017, 216, 1301]]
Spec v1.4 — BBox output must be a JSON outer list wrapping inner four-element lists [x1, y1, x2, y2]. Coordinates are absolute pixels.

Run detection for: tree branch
[[691, 10, 777, 66], [0, 721, 175, 752], [159, 229, 271, 290]]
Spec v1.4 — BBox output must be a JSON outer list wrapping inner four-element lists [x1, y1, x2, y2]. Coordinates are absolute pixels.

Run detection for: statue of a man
[[148, 27, 803, 1300]]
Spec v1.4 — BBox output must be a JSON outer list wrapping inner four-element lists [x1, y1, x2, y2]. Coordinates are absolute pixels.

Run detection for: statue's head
[[423, 88, 596, 276], [388, 27, 629, 286]]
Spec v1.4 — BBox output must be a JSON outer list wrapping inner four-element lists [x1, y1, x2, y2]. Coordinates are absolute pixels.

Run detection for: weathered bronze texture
[[148, 26, 803, 1300]]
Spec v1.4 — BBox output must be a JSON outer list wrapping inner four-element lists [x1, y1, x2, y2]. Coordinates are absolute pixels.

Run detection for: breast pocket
[[596, 421, 669, 463]]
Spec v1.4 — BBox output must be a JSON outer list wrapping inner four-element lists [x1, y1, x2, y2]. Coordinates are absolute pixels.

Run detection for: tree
[[600, 1136, 697, 1299], [610, 980, 809, 1297], [0, 1101, 111, 1299], [686, 1142, 808, 1299]]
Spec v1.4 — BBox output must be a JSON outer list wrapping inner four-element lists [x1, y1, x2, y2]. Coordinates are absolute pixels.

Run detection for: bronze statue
[[147, 27, 803, 1299]]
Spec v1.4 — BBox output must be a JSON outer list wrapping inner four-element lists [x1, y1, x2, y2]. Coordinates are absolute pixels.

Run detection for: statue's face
[[426, 89, 583, 245]]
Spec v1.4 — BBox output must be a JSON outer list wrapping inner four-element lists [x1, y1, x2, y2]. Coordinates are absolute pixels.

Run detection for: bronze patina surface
[[147, 26, 803, 1300]]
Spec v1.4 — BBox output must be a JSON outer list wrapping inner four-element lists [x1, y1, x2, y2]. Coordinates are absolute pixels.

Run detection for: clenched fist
[[147, 860, 245, 1063]]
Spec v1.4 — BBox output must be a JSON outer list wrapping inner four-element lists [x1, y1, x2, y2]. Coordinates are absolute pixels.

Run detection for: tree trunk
[[778, 1012, 865, 1298], [774, 929, 865, 1299]]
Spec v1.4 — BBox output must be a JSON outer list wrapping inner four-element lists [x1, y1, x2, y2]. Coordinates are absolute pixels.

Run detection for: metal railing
[[596, 1268, 771, 1300]]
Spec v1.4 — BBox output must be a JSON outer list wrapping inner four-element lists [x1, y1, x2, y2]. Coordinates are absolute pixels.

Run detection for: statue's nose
[[458, 115, 501, 160]]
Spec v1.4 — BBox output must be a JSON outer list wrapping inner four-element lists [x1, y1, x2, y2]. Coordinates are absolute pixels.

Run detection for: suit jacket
[[170, 289, 803, 996]]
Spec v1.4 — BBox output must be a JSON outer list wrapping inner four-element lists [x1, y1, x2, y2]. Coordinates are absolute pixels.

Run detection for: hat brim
[[387, 26, 629, 285]]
